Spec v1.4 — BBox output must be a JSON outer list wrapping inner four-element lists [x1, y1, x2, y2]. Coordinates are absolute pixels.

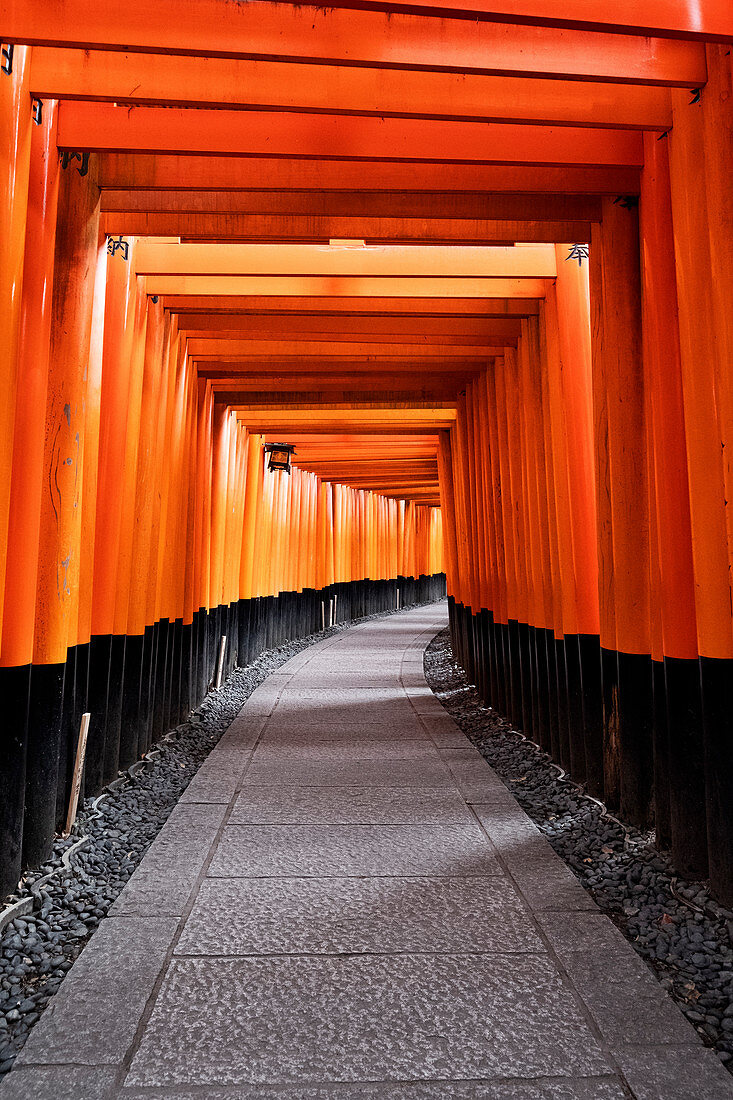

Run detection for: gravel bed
[[0, 605, 416, 1077], [424, 628, 733, 1073]]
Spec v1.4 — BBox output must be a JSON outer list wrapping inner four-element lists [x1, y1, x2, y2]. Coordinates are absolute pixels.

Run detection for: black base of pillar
[[699, 656, 733, 902], [23, 661, 65, 867], [0, 664, 31, 897]]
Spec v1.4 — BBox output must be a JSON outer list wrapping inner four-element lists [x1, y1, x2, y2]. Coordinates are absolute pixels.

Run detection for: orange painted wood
[[57, 103, 645, 166], [103, 212, 592, 244], [589, 198, 649, 656], [668, 84, 733, 659], [1, 99, 59, 667], [31, 49, 672, 130], [33, 153, 101, 663], [639, 135, 697, 662], [143, 277, 550, 298], [134, 242, 556, 279], [0, 45, 32, 646], [6, 1, 706, 82], [90, 239, 141, 637], [98, 155, 641, 195], [550, 247, 600, 637], [161, 296, 542, 316]]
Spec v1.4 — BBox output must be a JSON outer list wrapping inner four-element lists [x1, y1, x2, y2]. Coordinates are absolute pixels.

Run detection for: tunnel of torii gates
[[0, 3, 732, 907]]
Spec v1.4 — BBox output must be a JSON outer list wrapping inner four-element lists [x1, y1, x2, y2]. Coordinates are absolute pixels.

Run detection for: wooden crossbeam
[[176, 315, 524, 337], [133, 242, 557, 278], [58, 104, 644, 166], [161, 296, 541, 315], [4, 1, 712, 70], [98, 156, 641, 194], [144, 277, 550, 297], [32, 50, 672, 129], [103, 213, 591, 243]]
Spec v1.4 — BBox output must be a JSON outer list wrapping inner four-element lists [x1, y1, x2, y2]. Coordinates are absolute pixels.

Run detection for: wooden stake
[[215, 634, 227, 690], [63, 712, 91, 838]]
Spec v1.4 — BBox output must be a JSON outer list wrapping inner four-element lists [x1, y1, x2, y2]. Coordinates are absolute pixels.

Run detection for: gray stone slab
[[252, 741, 438, 764], [536, 912, 699, 1047], [217, 713, 268, 749], [241, 758, 452, 788], [125, 953, 612, 1087], [0, 1065, 118, 1100], [261, 723, 426, 743], [179, 745, 251, 804], [473, 805, 597, 912], [15, 916, 177, 1067], [111, 803, 226, 916], [176, 876, 543, 956], [613, 1044, 733, 1099], [207, 823, 501, 878], [229, 785, 474, 825], [118, 1078, 627, 1099]]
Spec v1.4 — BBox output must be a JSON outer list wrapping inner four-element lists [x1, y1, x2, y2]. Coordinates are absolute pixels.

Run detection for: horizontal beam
[[188, 339, 512, 356], [32, 50, 672, 129], [134, 242, 557, 278], [161, 296, 541, 316], [102, 190, 602, 220], [6, 2, 707, 80], [103, 213, 591, 243], [98, 156, 641, 194], [176, 315, 525, 337], [58, 104, 644, 166], [205, 375, 474, 391], [193, 363, 499, 376], [145, 276, 549, 297]]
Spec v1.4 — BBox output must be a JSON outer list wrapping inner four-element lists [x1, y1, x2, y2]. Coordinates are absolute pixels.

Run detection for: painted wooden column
[[640, 130, 704, 874], [0, 45, 32, 644], [589, 197, 652, 827], [549, 252, 603, 796], [669, 56, 733, 903], [0, 91, 57, 896], [26, 152, 101, 864]]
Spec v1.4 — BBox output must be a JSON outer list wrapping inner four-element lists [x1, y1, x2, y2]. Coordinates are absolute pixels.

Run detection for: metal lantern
[[264, 442, 296, 474]]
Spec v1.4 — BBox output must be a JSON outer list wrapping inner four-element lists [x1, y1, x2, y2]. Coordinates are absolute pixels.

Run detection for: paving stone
[[251, 740, 438, 764], [125, 953, 612, 1088], [241, 757, 453, 788], [111, 803, 226, 916], [0, 1065, 118, 1099], [179, 745, 251, 804], [229, 784, 475, 825], [15, 917, 177, 1067], [261, 723, 426, 743], [536, 912, 699, 1046], [613, 1044, 733, 1099], [118, 1078, 626, 1099], [176, 876, 543, 956], [473, 805, 597, 912], [217, 713, 268, 749], [207, 823, 502, 878]]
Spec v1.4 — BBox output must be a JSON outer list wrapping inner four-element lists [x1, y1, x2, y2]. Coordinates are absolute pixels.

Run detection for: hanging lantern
[[264, 442, 296, 474]]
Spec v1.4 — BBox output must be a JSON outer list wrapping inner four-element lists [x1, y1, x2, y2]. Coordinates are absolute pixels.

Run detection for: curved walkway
[[3, 605, 732, 1099]]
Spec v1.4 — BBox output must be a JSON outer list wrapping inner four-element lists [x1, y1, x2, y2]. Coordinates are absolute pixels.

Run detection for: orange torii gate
[[1, 2, 732, 915]]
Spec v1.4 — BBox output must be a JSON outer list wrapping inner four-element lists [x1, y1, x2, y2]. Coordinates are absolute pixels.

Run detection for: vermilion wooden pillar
[[640, 130, 704, 874], [0, 45, 31, 646], [0, 91, 57, 897], [26, 152, 101, 864], [589, 197, 653, 828], [669, 57, 733, 903], [548, 254, 603, 796]]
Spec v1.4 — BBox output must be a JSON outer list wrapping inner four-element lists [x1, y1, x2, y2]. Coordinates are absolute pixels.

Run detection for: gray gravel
[[424, 628, 733, 1074], [0, 605, 419, 1077]]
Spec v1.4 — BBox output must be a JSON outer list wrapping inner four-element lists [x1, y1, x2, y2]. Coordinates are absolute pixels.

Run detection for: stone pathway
[[3, 605, 732, 1099]]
